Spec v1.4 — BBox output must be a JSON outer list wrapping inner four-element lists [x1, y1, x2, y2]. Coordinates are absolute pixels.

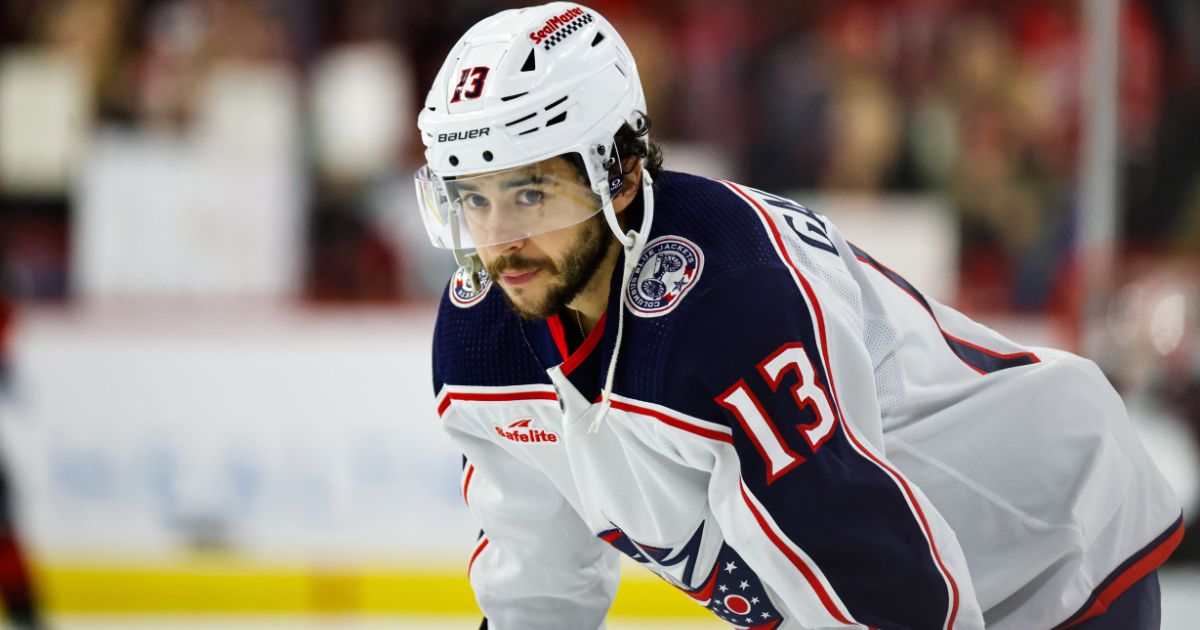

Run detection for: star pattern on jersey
[[541, 13, 595, 51], [597, 524, 783, 630], [702, 547, 783, 629]]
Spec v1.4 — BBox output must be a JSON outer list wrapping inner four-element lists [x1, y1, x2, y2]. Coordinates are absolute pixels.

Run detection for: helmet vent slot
[[520, 49, 536, 72], [518, 127, 539, 136], [500, 92, 529, 102], [591, 32, 605, 47], [544, 96, 568, 110], [505, 112, 537, 126], [546, 112, 567, 127]]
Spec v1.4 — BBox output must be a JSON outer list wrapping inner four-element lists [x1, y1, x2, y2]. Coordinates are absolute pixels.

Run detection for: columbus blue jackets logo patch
[[626, 236, 703, 317], [449, 267, 491, 308]]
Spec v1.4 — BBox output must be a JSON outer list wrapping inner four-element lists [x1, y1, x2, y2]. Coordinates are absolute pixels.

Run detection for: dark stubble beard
[[485, 214, 614, 321]]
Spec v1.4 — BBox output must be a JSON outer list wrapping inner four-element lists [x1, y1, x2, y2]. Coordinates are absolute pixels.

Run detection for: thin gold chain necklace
[[573, 309, 586, 339]]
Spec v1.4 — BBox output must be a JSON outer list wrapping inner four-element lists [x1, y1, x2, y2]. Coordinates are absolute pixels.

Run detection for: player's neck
[[567, 238, 622, 334], [569, 175, 640, 334]]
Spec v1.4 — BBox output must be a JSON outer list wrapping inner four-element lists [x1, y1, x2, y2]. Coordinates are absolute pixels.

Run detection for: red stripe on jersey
[[547, 314, 570, 360], [679, 562, 721, 603], [608, 398, 733, 443], [859, 255, 930, 311], [837, 416, 962, 630], [725, 181, 961, 630], [561, 312, 607, 376], [940, 330, 1039, 369], [852, 251, 1039, 373], [461, 464, 475, 507], [437, 389, 559, 418], [739, 481, 853, 625], [1063, 519, 1184, 627], [468, 537, 489, 577]]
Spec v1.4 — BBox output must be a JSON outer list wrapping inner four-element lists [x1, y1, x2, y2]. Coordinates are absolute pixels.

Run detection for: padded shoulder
[[432, 275, 550, 392]]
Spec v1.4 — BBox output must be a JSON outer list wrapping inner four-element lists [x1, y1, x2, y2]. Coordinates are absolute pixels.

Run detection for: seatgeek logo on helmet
[[529, 6, 594, 51]]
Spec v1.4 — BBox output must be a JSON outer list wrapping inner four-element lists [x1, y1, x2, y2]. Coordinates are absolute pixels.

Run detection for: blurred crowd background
[[0, 0, 1195, 304], [0, 0, 1199, 621]]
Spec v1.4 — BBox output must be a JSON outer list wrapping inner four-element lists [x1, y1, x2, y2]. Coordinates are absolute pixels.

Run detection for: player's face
[[467, 158, 613, 319]]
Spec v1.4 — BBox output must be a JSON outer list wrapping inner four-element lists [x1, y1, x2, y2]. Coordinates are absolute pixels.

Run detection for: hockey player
[[415, 4, 1183, 629]]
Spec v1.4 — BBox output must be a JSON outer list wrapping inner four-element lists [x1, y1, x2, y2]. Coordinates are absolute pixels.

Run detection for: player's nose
[[479, 201, 527, 245], [482, 235, 525, 259], [497, 235, 526, 254]]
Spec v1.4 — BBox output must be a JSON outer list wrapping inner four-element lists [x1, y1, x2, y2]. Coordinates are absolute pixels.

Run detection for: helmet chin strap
[[453, 249, 483, 293], [589, 168, 654, 434], [448, 199, 483, 292]]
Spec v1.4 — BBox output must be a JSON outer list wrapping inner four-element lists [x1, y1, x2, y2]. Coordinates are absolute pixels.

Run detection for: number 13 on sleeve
[[715, 342, 839, 484]]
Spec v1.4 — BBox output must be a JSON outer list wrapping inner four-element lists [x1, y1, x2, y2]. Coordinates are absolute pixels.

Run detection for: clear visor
[[414, 153, 606, 250]]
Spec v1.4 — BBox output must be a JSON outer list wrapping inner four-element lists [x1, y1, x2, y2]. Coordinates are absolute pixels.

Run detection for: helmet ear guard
[[590, 140, 623, 198], [586, 137, 625, 200]]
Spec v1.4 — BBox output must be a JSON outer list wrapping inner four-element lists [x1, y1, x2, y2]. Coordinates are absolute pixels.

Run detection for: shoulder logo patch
[[449, 267, 492, 308], [626, 235, 704, 317]]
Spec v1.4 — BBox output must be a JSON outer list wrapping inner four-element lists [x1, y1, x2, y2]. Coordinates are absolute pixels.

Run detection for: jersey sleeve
[[444, 425, 621, 629], [661, 267, 984, 629]]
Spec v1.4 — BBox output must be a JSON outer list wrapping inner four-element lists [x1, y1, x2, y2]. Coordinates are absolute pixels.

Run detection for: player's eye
[[515, 189, 545, 206], [461, 193, 490, 210]]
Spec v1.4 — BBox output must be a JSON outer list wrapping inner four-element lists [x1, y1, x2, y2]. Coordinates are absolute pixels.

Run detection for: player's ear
[[612, 158, 642, 214]]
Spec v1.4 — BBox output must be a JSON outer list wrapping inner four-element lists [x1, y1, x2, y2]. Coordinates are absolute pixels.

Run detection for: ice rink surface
[[31, 567, 1200, 629]]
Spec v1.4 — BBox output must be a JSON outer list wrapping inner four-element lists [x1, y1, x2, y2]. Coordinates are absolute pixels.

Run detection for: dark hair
[[615, 112, 663, 181]]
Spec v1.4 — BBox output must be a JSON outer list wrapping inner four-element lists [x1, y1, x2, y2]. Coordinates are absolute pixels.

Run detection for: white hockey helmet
[[414, 2, 649, 256]]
